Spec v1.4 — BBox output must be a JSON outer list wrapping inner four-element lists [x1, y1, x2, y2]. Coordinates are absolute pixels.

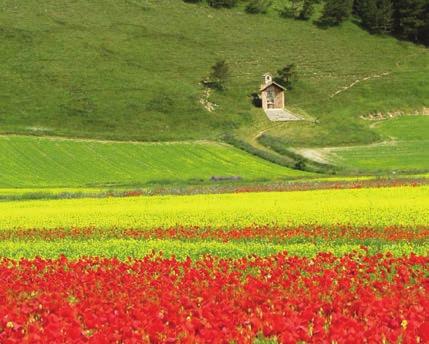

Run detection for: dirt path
[[254, 124, 281, 140], [330, 72, 391, 98]]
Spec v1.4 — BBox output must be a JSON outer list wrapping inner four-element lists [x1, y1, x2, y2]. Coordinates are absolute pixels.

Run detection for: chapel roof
[[259, 81, 287, 92]]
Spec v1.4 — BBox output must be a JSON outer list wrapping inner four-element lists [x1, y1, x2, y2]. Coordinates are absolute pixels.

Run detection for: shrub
[[298, 0, 315, 20], [245, 0, 272, 14], [205, 60, 230, 90], [294, 158, 306, 170], [208, 0, 238, 8], [280, 0, 302, 18], [280, 0, 316, 20]]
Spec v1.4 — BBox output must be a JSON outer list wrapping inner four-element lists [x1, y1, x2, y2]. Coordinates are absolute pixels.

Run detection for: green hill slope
[[327, 116, 429, 173], [1, 0, 428, 146], [0, 136, 309, 188], [292, 116, 429, 173]]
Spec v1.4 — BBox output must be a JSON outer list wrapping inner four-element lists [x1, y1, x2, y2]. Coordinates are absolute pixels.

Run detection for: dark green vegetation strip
[[257, 134, 336, 173], [1, 175, 428, 201]]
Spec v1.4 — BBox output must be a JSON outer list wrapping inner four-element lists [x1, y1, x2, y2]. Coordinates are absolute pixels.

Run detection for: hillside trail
[[254, 123, 282, 140], [244, 122, 300, 166], [330, 72, 391, 98]]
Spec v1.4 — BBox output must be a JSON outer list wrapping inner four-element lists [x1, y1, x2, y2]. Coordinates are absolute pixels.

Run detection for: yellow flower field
[[1, 186, 428, 230]]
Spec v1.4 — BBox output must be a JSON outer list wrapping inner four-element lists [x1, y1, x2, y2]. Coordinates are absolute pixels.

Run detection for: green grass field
[[1, 0, 427, 148], [0, 135, 309, 188], [298, 116, 429, 173], [0, 186, 426, 229]]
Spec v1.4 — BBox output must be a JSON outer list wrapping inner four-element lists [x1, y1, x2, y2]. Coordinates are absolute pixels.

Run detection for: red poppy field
[[1, 252, 428, 343]]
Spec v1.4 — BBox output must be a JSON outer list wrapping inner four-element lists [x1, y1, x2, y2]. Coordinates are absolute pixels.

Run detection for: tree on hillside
[[392, 0, 429, 44], [318, 0, 353, 26], [353, 0, 366, 16], [205, 60, 230, 90], [356, 0, 394, 33], [274, 64, 298, 90], [354, 0, 428, 44]]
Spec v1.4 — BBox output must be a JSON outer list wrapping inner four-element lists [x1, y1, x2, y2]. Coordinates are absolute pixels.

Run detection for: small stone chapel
[[259, 73, 286, 110]]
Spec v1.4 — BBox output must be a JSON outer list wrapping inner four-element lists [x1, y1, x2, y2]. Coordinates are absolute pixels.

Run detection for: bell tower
[[263, 73, 273, 85]]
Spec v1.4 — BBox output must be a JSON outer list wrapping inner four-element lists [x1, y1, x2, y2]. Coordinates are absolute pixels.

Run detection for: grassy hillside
[[376, 116, 429, 140], [294, 116, 429, 173], [1, 0, 428, 146], [0, 136, 309, 188]]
